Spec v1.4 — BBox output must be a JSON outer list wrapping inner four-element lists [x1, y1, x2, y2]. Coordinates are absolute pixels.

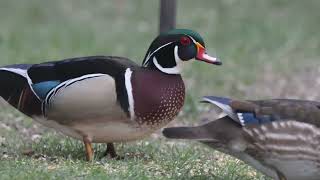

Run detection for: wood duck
[[163, 96, 320, 180], [0, 29, 221, 161]]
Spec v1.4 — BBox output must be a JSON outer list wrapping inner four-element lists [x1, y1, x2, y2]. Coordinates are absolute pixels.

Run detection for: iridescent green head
[[164, 29, 205, 47], [142, 29, 221, 74]]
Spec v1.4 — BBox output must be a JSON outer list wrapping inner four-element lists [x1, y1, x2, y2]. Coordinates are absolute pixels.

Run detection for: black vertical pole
[[159, 0, 177, 33]]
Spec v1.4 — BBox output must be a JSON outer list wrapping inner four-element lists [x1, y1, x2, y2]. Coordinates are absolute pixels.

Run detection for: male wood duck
[[163, 96, 320, 180], [0, 29, 221, 161]]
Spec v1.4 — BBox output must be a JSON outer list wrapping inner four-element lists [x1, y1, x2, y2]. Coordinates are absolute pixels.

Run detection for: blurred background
[[0, 0, 319, 179], [0, 0, 319, 118]]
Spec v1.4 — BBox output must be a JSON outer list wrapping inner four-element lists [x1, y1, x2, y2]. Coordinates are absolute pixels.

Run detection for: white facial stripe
[[187, 35, 197, 44], [143, 42, 173, 66], [174, 45, 184, 69], [152, 45, 183, 74], [153, 56, 180, 74], [124, 68, 135, 120], [174, 45, 182, 61]]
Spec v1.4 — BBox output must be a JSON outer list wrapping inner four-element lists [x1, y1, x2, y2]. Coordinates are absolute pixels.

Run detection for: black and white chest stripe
[[124, 68, 135, 120]]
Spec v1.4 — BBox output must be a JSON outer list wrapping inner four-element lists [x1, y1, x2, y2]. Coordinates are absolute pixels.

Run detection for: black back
[[0, 56, 140, 117]]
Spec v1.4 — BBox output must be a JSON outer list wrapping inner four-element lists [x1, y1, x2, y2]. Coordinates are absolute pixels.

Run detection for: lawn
[[0, 0, 320, 179]]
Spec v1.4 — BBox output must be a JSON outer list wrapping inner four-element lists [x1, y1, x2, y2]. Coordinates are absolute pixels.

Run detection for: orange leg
[[83, 136, 93, 161]]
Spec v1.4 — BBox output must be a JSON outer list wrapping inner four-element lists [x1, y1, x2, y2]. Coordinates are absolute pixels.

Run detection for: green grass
[[0, 0, 320, 179], [1, 128, 266, 180]]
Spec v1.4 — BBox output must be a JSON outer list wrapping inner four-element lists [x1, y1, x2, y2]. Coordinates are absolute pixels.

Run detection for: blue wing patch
[[237, 113, 258, 126], [202, 96, 276, 127], [31, 80, 61, 99], [237, 112, 274, 126]]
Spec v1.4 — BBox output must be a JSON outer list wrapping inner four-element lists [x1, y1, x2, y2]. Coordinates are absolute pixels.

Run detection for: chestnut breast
[[131, 69, 185, 128]]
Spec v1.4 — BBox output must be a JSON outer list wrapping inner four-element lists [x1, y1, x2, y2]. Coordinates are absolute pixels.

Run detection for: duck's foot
[[83, 136, 94, 161], [104, 143, 123, 160]]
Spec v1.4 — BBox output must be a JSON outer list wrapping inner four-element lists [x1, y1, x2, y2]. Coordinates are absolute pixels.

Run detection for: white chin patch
[[153, 45, 183, 74]]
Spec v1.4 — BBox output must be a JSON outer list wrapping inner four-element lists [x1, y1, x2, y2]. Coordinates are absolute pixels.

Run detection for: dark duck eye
[[180, 36, 191, 46]]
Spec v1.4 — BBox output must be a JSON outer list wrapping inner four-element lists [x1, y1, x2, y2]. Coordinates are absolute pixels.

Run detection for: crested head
[[165, 29, 205, 47], [142, 29, 221, 74]]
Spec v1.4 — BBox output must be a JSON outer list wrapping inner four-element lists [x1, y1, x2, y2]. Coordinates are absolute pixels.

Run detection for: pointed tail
[[0, 68, 28, 105], [0, 64, 42, 116]]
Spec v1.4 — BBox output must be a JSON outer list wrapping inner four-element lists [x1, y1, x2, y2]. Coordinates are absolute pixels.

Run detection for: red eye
[[180, 36, 191, 46]]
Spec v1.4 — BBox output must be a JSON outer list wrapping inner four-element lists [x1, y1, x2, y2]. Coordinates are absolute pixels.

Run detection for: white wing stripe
[[237, 113, 245, 126], [202, 97, 240, 123], [43, 73, 106, 115]]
